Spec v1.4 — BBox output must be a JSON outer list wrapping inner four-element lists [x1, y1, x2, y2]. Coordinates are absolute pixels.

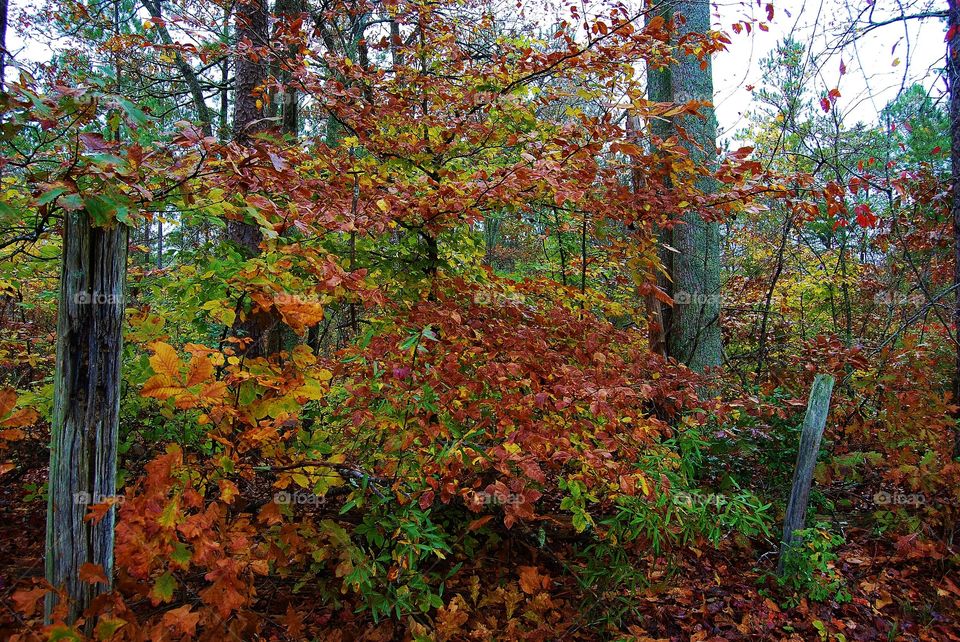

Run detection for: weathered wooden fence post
[[45, 210, 128, 625], [777, 373, 835, 574]]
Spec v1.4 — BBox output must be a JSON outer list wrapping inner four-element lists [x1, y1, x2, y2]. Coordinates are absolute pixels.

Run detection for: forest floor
[[1, 436, 958, 641]]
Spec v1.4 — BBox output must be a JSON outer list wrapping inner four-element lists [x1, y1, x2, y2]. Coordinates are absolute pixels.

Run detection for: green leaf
[[151, 571, 177, 603], [117, 97, 150, 126], [48, 626, 83, 641], [170, 542, 192, 566], [83, 195, 118, 226], [95, 616, 127, 640], [37, 187, 68, 206]]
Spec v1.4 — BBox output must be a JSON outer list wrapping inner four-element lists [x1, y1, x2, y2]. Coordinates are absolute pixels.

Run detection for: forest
[[0, 0, 958, 638]]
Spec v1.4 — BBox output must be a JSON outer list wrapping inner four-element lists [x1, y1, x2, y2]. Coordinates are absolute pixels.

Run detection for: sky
[[4, 0, 949, 143], [712, 0, 947, 142]]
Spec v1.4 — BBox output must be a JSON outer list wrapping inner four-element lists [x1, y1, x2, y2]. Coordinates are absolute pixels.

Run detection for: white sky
[[713, 0, 947, 142], [5, 0, 948, 142]]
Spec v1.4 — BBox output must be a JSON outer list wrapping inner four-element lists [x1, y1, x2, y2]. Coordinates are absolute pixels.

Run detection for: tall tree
[[228, 0, 276, 355], [949, 0, 960, 456], [0, 0, 8, 91], [647, 0, 721, 373]]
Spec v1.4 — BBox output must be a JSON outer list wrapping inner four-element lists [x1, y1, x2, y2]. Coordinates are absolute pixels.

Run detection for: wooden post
[[777, 373, 835, 574], [45, 211, 128, 625]]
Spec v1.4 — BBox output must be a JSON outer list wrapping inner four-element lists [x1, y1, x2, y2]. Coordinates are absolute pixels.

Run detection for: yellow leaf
[[141, 375, 185, 400], [638, 475, 650, 497], [297, 378, 326, 401], [149, 342, 182, 379]]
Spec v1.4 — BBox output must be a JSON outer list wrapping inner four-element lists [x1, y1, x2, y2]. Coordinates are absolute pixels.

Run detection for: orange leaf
[[79, 562, 109, 585], [0, 388, 16, 418], [283, 604, 304, 638], [161, 604, 200, 636], [12, 586, 48, 617], [467, 515, 494, 531], [2, 407, 39, 428], [141, 374, 185, 400], [185, 355, 213, 387], [149, 341, 182, 379], [518, 565, 550, 594]]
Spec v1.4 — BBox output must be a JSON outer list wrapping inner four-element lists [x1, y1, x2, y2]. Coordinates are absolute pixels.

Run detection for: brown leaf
[[518, 565, 549, 595], [79, 562, 109, 585]]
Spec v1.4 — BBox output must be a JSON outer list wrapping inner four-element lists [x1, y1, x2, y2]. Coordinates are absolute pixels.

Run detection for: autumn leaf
[[150, 572, 178, 604], [161, 604, 200, 637], [141, 374, 185, 401], [185, 354, 213, 387], [79, 562, 109, 585], [12, 585, 48, 617], [95, 616, 127, 640], [283, 604, 304, 638], [0, 388, 16, 418], [149, 341, 182, 378], [518, 565, 550, 594], [1, 407, 39, 428]]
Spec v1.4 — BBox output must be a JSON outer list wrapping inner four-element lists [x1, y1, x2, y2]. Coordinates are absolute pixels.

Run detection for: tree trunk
[[275, 0, 303, 137], [627, 113, 667, 357], [229, 0, 277, 356], [948, 0, 960, 457], [647, 0, 721, 373], [778, 374, 835, 574], [232, 0, 268, 145], [0, 0, 8, 92], [45, 211, 128, 627]]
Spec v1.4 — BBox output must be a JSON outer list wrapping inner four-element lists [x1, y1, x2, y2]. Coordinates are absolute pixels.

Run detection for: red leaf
[[855, 203, 877, 227], [418, 489, 435, 509]]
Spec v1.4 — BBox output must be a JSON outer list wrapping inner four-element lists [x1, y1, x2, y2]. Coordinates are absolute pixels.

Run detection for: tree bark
[[0, 0, 8, 92], [45, 211, 128, 627], [647, 0, 721, 373], [948, 0, 960, 457], [229, 0, 278, 356], [627, 113, 667, 357], [232, 0, 268, 146], [275, 0, 303, 136]]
